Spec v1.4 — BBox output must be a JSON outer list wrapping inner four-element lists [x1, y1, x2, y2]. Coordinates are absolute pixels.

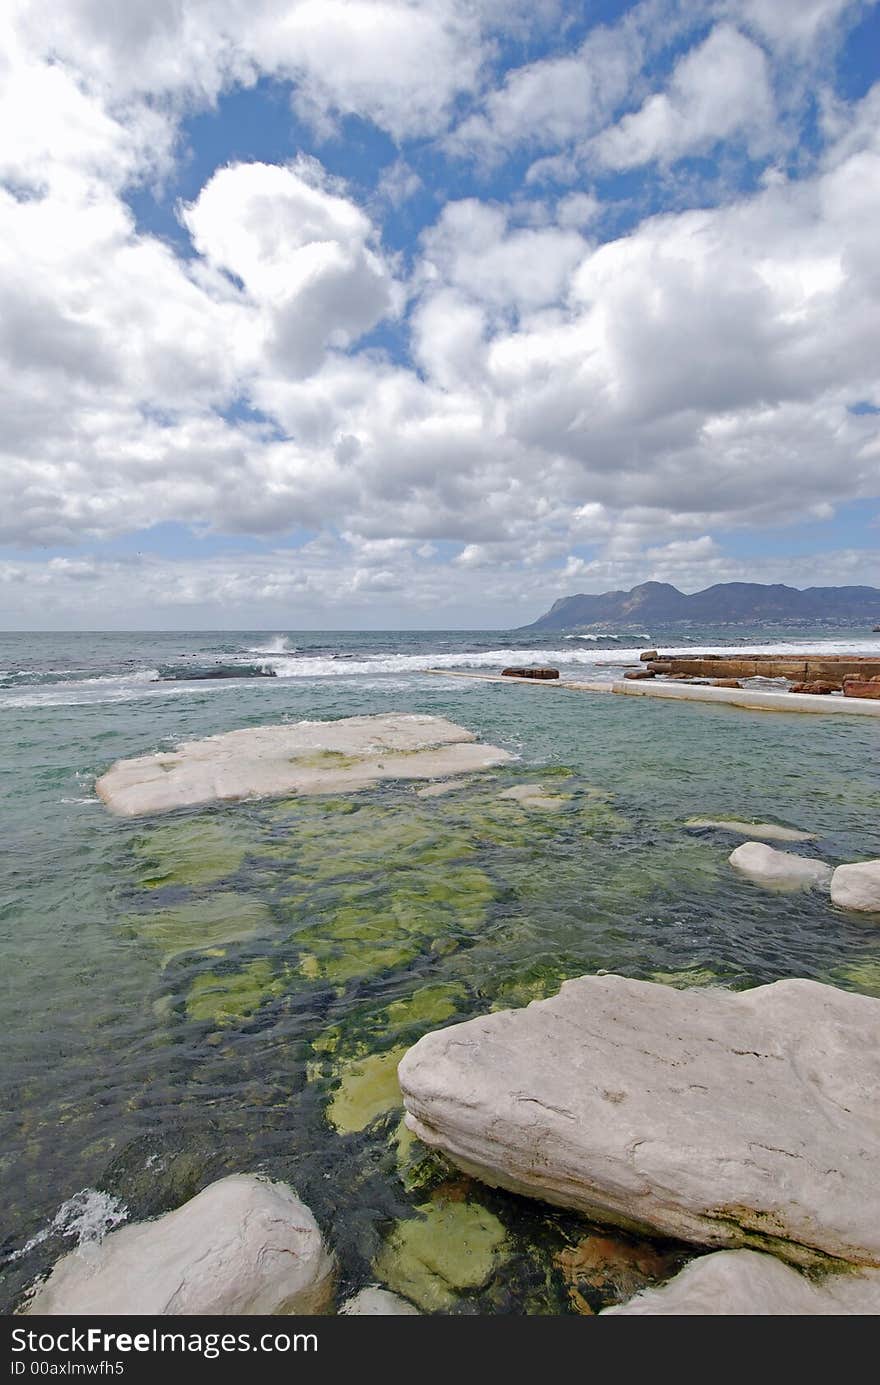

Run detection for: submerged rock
[[326, 1047, 407, 1134], [498, 783, 568, 811], [372, 1195, 507, 1311], [125, 893, 275, 965], [97, 714, 512, 817], [339, 1286, 420, 1315], [399, 975, 880, 1267], [831, 860, 880, 912], [728, 842, 832, 890], [133, 818, 250, 889], [25, 1175, 335, 1315], [602, 1249, 880, 1316], [185, 959, 288, 1025], [556, 1233, 683, 1315], [684, 818, 816, 842]]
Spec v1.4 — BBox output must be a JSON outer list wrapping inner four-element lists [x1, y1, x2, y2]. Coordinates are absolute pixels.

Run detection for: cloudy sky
[[2, 0, 879, 629]]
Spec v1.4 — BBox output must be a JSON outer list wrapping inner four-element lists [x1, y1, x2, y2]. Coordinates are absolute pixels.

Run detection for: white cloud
[[418, 199, 589, 314], [448, 15, 644, 164], [1, 1, 879, 622], [181, 160, 399, 373], [592, 24, 775, 170], [736, 0, 871, 54], [11, 0, 488, 140]]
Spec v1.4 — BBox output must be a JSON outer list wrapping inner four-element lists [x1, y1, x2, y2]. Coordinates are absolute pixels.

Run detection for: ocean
[[2, 626, 879, 1312]]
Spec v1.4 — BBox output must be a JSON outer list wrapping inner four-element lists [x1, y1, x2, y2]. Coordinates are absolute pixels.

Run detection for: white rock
[[602, 1249, 880, 1315], [399, 975, 880, 1267], [728, 842, 832, 890], [339, 1286, 420, 1315], [96, 714, 511, 817], [25, 1175, 336, 1316], [831, 860, 880, 913], [685, 818, 816, 842]]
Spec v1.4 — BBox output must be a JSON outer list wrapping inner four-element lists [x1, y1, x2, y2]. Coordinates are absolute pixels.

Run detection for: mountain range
[[522, 582, 880, 630]]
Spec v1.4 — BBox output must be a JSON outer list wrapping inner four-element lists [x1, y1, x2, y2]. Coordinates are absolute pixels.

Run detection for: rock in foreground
[[728, 842, 832, 890], [96, 714, 511, 817], [602, 1249, 880, 1315], [831, 860, 880, 912], [399, 976, 880, 1267], [25, 1175, 336, 1315], [339, 1286, 420, 1315]]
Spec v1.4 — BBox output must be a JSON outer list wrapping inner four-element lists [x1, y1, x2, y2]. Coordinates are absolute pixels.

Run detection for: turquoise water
[[2, 629, 879, 1312]]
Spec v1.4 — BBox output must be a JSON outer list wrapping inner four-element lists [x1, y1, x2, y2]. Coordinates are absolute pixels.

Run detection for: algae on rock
[[325, 1047, 407, 1133], [186, 959, 289, 1024], [373, 1195, 508, 1310], [124, 894, 274, 964], [132, 818, 250, 890]]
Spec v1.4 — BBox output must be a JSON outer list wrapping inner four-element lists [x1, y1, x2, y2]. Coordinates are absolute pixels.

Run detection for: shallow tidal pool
[[2, 675, 879, 1312]]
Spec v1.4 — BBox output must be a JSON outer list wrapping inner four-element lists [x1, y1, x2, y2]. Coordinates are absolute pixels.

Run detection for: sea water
[[1, 627, 879, 1312]]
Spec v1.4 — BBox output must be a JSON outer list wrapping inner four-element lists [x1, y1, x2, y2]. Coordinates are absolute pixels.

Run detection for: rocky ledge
[[96, 713, 511, 817], [398, 975, 880, 1268]]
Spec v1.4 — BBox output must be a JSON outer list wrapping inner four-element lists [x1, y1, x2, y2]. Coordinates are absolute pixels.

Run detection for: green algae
[[289, 861, 495, 987], [486, 961, 583, 1010], [373, 1196, 508, 1311], [185, 959, 288, 1024], [132, 818, 249, 889], [325, 1046, 407, 1133], [124, 893, 274, 964], [265, 795, 358, 823], [313, 983, 468, 1060], [649, 966, 718, 989], [295, 749, 362, 771], [831, 960, 880, 997], [298, 937, 420, 987], [388, 867, 495, 935], [393, 1117, 452, 1195]]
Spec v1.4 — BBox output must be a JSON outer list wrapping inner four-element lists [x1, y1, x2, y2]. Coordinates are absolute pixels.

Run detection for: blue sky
[[1, 0, 879, 627]]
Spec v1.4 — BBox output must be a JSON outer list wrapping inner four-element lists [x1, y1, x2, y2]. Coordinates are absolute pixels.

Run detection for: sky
[[1, 0, 879, 630]]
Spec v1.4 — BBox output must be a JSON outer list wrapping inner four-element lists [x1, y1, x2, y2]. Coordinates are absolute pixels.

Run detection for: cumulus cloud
[[181, 160, 399, 373], [1, 0, 879, 620], [592, 25, 775, 170], [11, 0, 488, 139]]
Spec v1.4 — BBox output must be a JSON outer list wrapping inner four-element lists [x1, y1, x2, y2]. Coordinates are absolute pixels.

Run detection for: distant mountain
[[522, 582, 880, 630]]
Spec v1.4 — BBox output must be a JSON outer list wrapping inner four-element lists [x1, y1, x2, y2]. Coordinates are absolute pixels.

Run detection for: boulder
[[399, 975, 880, 1267], [602, 1249, 880, 1316], [844, 679, 880, 700], [624, 669, 655, 680], [711, 678, 742, 688], [790, 681, 840, 695], [639, 651, 659, 661], [728, 842, 832, 890], [500, 667, 560, 680], [25, 1175, 336, 1316], [96, 714, 512, 817], [339, 1286, 420, 1315], [831, 860, 880, 912]]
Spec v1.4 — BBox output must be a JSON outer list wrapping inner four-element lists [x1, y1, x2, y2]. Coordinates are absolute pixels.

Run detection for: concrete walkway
[[425, 669, 880, 717]]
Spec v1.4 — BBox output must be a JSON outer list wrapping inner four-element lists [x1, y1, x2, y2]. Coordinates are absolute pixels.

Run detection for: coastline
[[426, 667, 880, 715]]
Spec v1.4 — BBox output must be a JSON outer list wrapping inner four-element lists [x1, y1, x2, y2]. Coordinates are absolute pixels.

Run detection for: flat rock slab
[[399, 975, 880, 1267], [96, 714, 512, 817], [685, 818, 816, 842], [25, 1175, 336, 1315], [602, 1249, 880, 1315], [729, 842, 832, 890]]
